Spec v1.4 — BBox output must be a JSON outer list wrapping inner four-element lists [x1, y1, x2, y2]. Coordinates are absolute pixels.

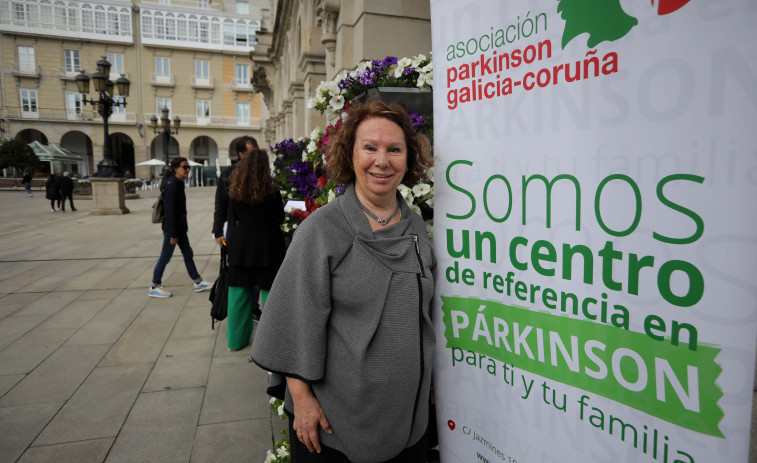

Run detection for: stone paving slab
[[0, 401, 64, 462], [34, 364, 153, 446], [199, 354, 270, 425], [17, 437, 114, 463], [0, 344, 110, 407], [0, 328, 78, 375], [191, 418, 272, 463], [142, 337, 215, 393], [105, 388, 204, 463]]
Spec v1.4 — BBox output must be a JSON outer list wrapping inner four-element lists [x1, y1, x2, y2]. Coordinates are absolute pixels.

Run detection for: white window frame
[[234, 63, 249, 87], [65, 92, 83, 120], [20, 89, 39, 118], [111, 96, 126, 120], [194, 60, 209, 85], [63, 49, 80, 75], [236, 1, 249, 15], [157, 98, 171, 117], [108, 53, 125, 76], [235, 102, 249, 125], [18, 45, 35, 74], [155, 57, 170, 83], [196, 100, 210, 124]]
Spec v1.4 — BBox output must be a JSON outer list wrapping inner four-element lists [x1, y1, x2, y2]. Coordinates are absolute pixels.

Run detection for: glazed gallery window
[[20, 89, 38, 118], [63, 49, 80, 74], [236, 1, 248, 15], [17, 45, 35, 73], [235, 102, 249, 125]]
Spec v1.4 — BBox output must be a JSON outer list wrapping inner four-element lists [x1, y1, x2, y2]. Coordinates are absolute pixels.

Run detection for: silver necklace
[[359, 200, 400, 226]]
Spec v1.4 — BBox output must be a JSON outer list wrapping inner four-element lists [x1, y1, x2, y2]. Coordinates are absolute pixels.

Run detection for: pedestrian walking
[[45, 174, 60, 212], [149, 157, 212, 298], [59, 172, 77, 212], [22, 171, 33, 197]]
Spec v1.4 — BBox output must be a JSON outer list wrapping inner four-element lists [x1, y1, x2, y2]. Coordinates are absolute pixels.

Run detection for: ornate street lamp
[[75, 57, 130, 177], [150, 107, 181, 167]]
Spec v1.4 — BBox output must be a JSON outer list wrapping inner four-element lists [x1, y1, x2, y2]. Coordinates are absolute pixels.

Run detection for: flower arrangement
[[308, 54, 433, 120], [265, 397, 290, 463]]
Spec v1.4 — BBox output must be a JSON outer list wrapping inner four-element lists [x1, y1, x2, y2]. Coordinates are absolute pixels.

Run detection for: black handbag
[[209, 245, 229, 329]]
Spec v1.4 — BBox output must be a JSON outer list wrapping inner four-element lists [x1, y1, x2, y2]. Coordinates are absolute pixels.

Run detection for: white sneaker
[[148, 285, 172, 298], [193, 280, 212, 292]]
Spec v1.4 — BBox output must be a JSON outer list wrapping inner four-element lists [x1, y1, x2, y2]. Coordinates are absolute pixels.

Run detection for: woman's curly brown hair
[[326, 100, 432, 188], [229, 149, 276, 206]]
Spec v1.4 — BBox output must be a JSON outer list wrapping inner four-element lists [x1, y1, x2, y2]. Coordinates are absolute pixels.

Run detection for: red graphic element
[[651, 0, 690, 15], [447, 420, 456, 431]]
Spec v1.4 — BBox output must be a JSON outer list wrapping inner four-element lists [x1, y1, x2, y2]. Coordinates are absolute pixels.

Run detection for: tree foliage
[[0, 138, 42, 173]]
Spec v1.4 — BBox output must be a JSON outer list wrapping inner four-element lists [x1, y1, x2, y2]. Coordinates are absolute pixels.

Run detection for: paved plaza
[[0, 186, 284, 463]]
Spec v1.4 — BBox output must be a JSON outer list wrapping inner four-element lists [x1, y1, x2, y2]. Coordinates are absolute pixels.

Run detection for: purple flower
[[382, 56, 398, 66], [334, 184, 345, 194], [407, 110, 424, 129], [402, 67, 415, 75]]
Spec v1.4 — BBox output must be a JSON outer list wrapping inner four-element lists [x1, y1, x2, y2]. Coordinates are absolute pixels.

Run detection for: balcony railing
[[149, 72, 175, 86], [231, 77, 252, 91], [143, 113, 261, 129], [8, 62, 41, 77], [190, 75, 214, 88]]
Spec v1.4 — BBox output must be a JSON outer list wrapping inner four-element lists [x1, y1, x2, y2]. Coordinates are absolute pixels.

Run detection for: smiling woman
[[251, 101, 436, 463]]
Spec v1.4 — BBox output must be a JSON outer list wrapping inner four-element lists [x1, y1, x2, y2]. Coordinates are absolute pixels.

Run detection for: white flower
[[398, 57, 412, 68], [265, 449, 276, 463], [425, 196, 434, 208], [341, 111, 349, 122], [276, 446, 289, 458], [322, 153, 328, 164], [307, 140, 317, 153], [426, 168, 435, 182], [310, 128, 322, 140], [301, 151, 309, 162], [329, 95, 345, 111], [416, 73, 427, 88], [269, 397, 276, 406], [292, 223, 297, 229], [328, 190, 336, 202], [306, 98, 315, 109], [398, 184, 412, 200], [314, 94, 326, 105], [287, 192, 293, 198], [282, 224, 289, 232], [421, 63, 433, 73], [409, 203, 422, 216], [423, 72, 433, 87], [357, 60, 371, 71], [412, 183, 431, 197], [277, 403, 285, 417], [393, 66, 405, 78], [412, 54, 427, 67]]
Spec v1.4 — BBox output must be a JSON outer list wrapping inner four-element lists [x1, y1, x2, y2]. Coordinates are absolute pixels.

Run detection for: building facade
[[0, 0, 268, 178], [249, 0, 432, 145]]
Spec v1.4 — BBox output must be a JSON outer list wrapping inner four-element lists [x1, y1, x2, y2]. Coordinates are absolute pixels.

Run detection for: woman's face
[[352, 117, 408, 202], [174, 161, 190, 180]]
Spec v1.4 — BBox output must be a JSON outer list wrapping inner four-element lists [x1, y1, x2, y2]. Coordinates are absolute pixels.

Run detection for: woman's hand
[[287, 377, 333, 453], [169, 237, 179, 245]]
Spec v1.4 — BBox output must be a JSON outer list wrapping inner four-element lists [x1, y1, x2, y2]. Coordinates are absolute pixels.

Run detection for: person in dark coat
[[58, 172, 76, 212], [22, 171, 33, 197], [148, 157, 212, 298], [212, 136, 260, 316], [45, 174, 60, 212], [225, 149, 285, 351]]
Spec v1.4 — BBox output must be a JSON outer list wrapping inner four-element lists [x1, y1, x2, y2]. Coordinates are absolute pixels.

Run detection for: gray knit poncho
[[251, 184, 435, 463]]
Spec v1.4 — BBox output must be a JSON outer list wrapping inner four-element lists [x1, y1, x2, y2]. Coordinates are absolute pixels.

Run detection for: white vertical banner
[[430, 1, 757, 462]]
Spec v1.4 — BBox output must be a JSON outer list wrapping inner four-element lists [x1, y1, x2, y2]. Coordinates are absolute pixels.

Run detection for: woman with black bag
[[225, 149, 285, 351]]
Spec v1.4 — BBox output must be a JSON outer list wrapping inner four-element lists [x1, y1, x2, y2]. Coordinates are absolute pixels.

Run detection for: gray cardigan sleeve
[[250, 205, 351, 382]]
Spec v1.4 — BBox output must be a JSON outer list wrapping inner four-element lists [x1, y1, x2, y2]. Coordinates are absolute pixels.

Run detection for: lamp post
[[75, 57, 130, 177], [150, 107, 181, 170]]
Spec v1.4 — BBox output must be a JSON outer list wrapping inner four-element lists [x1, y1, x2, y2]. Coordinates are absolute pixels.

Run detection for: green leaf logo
[[557, 0, 638, 49]]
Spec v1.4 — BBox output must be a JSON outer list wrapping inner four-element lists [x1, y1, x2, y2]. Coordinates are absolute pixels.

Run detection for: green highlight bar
[[441, 296, 724, 437]]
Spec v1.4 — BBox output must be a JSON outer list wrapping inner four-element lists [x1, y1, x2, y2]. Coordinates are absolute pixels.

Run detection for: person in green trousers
[[225, 149, 286, 350]]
